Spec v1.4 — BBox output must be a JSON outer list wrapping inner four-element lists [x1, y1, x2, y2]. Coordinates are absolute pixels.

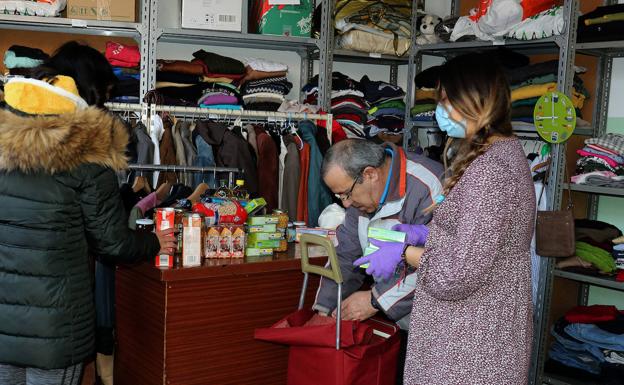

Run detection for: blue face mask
[[435, 103, 467, 138]]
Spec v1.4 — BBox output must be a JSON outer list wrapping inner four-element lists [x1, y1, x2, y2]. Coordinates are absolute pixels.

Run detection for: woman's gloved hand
[[353, 239, 405, 281], [392, 223, 429, 246]]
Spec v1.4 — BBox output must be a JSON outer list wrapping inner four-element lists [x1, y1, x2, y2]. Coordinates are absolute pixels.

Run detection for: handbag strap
[[537, 143, 573, 210]]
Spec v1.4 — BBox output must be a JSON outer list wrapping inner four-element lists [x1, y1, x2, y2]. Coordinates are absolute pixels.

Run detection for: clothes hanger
[[132, 175, 146, 193], [187, 182, 210, 203], [156, 180, 172, 202]]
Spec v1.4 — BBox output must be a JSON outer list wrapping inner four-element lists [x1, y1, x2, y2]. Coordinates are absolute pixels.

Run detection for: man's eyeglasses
[[335, 176, 360, 201]]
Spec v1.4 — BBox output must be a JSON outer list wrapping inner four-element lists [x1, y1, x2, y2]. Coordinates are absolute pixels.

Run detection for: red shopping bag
[[254, 309, 401, 385]]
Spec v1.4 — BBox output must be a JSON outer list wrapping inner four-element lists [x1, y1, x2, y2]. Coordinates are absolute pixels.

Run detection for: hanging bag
[[535, 153, 575, 257], [254, 234, 401, 385]]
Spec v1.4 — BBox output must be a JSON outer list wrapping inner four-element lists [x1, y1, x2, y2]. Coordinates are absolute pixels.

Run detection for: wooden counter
[[115, 248, 326, 385]]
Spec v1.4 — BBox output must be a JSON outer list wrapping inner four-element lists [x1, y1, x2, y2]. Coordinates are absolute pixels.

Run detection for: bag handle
[[537, 143, 573, 210], [298, 233, 344, 350]]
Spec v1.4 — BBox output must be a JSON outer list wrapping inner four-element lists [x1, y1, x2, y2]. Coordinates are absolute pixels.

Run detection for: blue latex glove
[[353, 239, 404, 281], [392, 223, 429, 246]]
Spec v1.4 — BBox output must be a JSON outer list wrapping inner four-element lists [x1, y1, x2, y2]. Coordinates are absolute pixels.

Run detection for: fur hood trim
[[0, 107, 129, 173]]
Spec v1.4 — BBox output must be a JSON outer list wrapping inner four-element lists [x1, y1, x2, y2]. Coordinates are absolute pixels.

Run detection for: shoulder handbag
[[535, 155, 575, 257]]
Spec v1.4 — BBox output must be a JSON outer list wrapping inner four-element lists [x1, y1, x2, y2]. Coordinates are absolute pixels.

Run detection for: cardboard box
[[251, 0, 313, 37], [247, 215, 279, 226], [247, 239, 281, 249], [182, 0, 243, 31], [247, 232, 284, 242], [66, 0, 136, 22], [247, 224, 277, 233], [245, 247, 274, 257]]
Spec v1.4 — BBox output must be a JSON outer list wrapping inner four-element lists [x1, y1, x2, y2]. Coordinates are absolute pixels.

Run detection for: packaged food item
[[248, 224, 277, 233], [205, 227, 221, 258], [272, 209, 289, 229], [247, 232, 284, 242], [231, 226, 245, 258], [182, 213, 203, 267], [295, 227, 329, 242], [154, 208, 175, 268], [245, 197, 267, 215], [136, 218, 154, 232], [275, 239, 288, 252], [360, 227, 406, 269], [219, 227, 233, 258], [287, 223, 296, 243], [245, 247, 274, 257], [247, 239, 281, 249], [247, 215, 279, 226]]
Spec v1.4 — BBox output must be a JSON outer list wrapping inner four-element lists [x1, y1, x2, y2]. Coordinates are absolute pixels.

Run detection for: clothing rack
[[128, 164, 241, 187], [150, 104, 333, 142]]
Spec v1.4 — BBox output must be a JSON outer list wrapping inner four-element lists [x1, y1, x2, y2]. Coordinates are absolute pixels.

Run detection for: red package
[[521, 0, 557, 20]]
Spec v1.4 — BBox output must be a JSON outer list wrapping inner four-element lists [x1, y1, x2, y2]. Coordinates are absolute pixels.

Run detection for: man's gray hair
[[321, 139, 386, 180]]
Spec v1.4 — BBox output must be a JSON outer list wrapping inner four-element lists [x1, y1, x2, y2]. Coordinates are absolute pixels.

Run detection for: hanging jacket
[[193, 120, 259, 195], [282, 134, 301, 222], [0, 108, 160, 369], [157, 116, 178, 186], [299, 120, 333, 226], [255, 126, 279, 211]]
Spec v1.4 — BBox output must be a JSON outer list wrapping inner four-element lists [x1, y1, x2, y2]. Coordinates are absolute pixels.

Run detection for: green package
[[245, 198, 267, 215], [247, 224, 277, 233], [245, 248, 274, 257], [252, 0, 313, 38], [247, 232, 284, 242], [360, 227, 406, 269], [247, 239, 281, 249], [247, 215, 279, 225]]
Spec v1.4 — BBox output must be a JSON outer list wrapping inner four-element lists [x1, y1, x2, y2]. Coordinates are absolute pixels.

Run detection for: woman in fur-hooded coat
[[0, 75, 161, 371]]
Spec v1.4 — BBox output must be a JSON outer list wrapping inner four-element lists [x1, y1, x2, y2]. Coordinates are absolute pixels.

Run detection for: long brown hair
[[438, 53, 513, 198]]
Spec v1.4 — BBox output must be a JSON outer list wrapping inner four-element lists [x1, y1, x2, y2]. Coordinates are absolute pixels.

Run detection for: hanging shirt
[[150, 114, 164, 187], [278, 136, 287, 209]]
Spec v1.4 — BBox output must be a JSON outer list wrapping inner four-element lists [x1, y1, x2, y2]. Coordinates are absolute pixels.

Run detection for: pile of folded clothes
[[572, 133, 624, 188], [507, 60, 590, 130], [360, 75, 406, 138], [546, 305, 624, 383], [0, 0, 66, 16], [411, 66, 439, 123], [578, 4, 624, 43], [2, 45, 48, 76], [333, 0, 412, 56], [106, 41, 141, 103], [303, 72, 367, 138], [153, 50, 245, 107], [240, 58, 291, 111]]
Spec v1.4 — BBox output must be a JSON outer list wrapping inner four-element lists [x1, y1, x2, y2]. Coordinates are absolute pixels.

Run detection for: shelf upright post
[[145, 0, 159, 99], [389, 64, 398, 85], [403, 0, 421, 151], [529, 1, 580, 384], [139, 0, 152, 99], [300, 47, 313, 103], [318, 0, 335, 111]]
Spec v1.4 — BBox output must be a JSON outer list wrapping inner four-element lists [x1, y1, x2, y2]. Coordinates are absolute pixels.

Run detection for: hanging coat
[[299, 120, 333, 227], [194, 120, 259, 195]]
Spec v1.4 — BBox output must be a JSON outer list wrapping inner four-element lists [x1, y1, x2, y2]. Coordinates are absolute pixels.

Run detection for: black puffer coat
[[0, 107, 160, 369]]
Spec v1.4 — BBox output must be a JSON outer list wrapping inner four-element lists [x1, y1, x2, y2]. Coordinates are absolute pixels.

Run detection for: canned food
[[154, 208, 175, 268], [273, 209, 289, 230], [136, 219, 154, 233]]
